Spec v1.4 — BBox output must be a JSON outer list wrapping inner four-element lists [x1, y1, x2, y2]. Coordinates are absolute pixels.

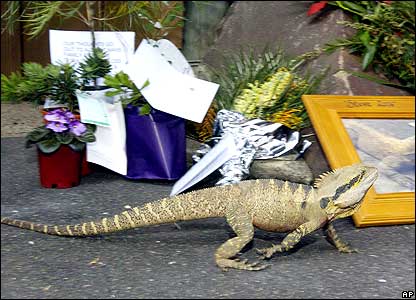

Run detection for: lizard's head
[[314, 163, 378, 220]]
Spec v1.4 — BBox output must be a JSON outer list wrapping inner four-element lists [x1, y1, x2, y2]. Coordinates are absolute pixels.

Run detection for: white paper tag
[[76, 90, 110, 127]]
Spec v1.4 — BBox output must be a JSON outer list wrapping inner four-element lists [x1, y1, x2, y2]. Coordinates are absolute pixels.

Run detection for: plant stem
[[86, 1, 97, 88]]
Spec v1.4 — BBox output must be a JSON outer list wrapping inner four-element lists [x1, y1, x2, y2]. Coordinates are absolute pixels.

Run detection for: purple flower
[[46, 121, 68, 133], [44, 108, 69, 124], [68, 120, 87, 136]]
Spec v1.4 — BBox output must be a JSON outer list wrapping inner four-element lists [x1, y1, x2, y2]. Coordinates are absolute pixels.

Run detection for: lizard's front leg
[[215, 205, 268, 271], [256, 221, 319, 259], [324, 222, 357, 253]]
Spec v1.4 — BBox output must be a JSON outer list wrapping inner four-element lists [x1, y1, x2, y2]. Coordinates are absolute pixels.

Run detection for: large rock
[[203, 1, 410, 97], [250, 154, 314, 185], [202, 1, 412, 177]]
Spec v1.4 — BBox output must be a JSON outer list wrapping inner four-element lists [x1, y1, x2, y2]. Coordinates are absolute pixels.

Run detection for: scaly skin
[[1, 163, 378, 271]]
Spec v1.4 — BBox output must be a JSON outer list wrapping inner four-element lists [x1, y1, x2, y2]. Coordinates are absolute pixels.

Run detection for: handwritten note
[[49, 30, 135, 74]]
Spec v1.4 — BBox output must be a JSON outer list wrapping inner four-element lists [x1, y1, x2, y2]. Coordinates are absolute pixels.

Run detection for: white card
[[76, 90, 111, 127], [148, 39, 195, 77], [123, 39, 219, 123], [86, 100, 127, 175], [49, 30, 135, 74]]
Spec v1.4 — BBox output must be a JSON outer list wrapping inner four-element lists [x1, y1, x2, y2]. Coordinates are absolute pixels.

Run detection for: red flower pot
[[38, 145, 82, 188], [81, 148, 92, 176], [41, 109, 93, 177]]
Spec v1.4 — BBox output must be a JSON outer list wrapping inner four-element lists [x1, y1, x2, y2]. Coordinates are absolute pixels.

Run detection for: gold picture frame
[[302, 95, 415, 227]]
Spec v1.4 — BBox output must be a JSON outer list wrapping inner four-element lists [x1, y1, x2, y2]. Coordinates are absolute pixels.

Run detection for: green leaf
[[37, 138, 61, 154], [68, 140, 85, 152], [76, 132, 96, 143], [105, 89, 122, 97], [26, 127, 50, 142], [338, 68, 413, 91], [139, 103, 152, 115], [86, 123, 97, 133], [141, 79, 150, 89], [362, 44, 376, 70], [56, 132, 73, 144], [359, 31, 371, 47]]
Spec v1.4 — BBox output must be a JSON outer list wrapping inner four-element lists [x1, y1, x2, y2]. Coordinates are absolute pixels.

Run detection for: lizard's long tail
[[1, 189, 226, 237]]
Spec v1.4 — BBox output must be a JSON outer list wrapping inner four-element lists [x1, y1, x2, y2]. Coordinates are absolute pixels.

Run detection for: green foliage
[[78, 47, 112, 88], [1, 62, 81, 108], [210, 46, 292, 111], [128, 1, 185, 41], [1, 62, 60, 104], [323, 1, 415, 92], [210, 46, 325, 129], [49, 63, 79, 110], [104, 71, 151, 115], [1, 53, 112, 109], [2, 1, 184, 42]]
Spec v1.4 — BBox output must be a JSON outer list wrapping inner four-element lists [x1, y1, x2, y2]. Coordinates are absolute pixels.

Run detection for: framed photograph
[[302, 95, 415, 227]]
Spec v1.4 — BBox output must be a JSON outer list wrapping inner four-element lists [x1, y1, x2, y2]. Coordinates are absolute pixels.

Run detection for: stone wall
[[201, 1, 412, 177]]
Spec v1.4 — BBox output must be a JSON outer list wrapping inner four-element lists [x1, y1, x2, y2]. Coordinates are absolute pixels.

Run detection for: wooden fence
[[1, 2, 183, 76]]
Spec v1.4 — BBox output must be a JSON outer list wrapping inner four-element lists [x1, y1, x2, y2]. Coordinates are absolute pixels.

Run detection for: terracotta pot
[[37, 145, 82, 189], [40, 109, 92, 176]]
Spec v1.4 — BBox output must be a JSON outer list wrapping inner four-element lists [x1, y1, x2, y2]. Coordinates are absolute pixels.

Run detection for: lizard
[[1, 163, 378, 271]]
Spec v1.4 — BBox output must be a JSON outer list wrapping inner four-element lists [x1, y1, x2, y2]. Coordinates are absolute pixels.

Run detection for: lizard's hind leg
[[215, 205, 268, 271]]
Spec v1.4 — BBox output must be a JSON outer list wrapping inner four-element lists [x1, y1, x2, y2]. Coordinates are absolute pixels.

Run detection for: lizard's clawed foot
[[255, 247, 276, 260], [216, 258, 269, 271]]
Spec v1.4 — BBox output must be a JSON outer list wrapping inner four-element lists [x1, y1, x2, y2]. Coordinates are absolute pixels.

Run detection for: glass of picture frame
[[302, 95, 415, 227]]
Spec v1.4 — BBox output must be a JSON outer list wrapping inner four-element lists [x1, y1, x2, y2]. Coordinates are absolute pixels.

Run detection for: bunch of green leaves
[[323, 1, 415, 91], [209, 45, 325, 129], [128, 1, 185, 41], [210, 46, 293, 110], [1, 62, 60, 104], [1, 62, 81, 110], [49, 63, 79, 111], [2, 1, 183, 45], [26, 122, 96, 154], [78, 47, 112, 88], [1, 1, 149, 38], [104, 71, 151, 115]]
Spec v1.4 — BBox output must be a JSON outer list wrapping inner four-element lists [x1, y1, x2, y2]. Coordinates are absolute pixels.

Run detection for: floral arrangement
[[206, 46, 324, 137], [26, 108, 96, 154], [233, 67, 312, 129]]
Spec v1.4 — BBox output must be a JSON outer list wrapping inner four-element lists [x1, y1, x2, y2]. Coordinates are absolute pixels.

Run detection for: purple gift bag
[[124, 105, 187, 180]]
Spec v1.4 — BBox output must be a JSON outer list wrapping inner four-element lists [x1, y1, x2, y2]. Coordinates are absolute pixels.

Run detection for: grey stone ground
[[1, 103, 415, 299]]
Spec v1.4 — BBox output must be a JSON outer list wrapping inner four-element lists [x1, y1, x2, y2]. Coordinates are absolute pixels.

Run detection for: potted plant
[[1, 61, 97, 177], [26, 108, 96, 188], [104, 71, 187, 180]]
